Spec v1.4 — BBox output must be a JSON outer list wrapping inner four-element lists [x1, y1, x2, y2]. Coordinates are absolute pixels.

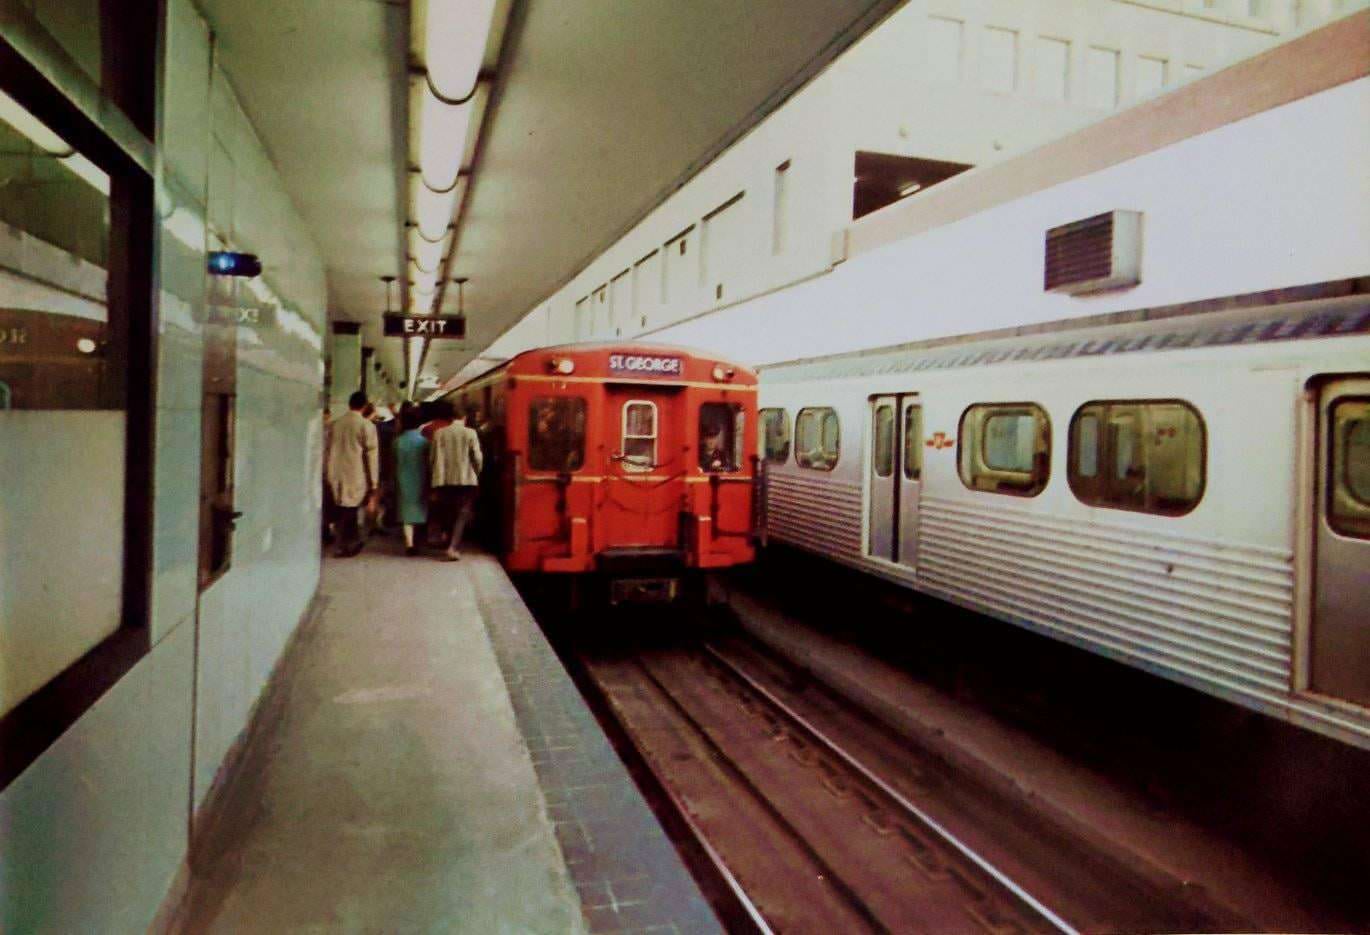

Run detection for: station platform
[[169, 540, 720, 934]]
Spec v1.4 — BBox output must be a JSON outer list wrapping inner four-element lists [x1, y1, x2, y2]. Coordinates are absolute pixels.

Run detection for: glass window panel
[[796, 407, 839, 471], [1067, 400, 1205, 515], [1076, 413, 1099, 477], [528, 396, 586, 471], [700, 402, 743, 472], [758, 407, 791, 463], [873, 405, 894, 477], [983, 413, 1036, 472], [959, 404, 1049, 496], [903, 406, 923, 480], [625, 402, 655, 436], [621, 400, 657, 472], [0, 90, 120, 718], [1329, 398, 1370, 539]]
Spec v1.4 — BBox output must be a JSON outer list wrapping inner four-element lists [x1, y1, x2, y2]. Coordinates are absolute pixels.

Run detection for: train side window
[[758, 407, 790, 463], [903, 406, 923, 480], [958, 403, 1050, 496], [700, 402, 744, 472], [1329, 398, 1370, 539], [528, 397, 586, 472], [796, 406, 839, 471], [1067, 400, 1204, 515], [622, 400, 657, 472], [873, 404, 894, 477]]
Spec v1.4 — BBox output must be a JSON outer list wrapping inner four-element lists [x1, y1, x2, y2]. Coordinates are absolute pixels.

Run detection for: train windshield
[[528, 397, 586, 471], [699, 402, 744, 472]]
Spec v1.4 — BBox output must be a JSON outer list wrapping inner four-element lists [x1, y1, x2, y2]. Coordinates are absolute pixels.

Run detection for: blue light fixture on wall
[[207, 251, 262, 277]]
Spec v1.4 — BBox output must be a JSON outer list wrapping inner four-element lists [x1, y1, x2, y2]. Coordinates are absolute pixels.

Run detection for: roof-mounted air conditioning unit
[[1044, 210, 1142, 295]]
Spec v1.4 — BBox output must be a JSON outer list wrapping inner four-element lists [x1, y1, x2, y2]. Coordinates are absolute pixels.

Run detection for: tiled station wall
[[0, 0, 327, 930]]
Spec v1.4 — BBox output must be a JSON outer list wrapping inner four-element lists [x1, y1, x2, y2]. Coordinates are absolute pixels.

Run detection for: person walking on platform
[[430, 401, 483, 562], [394, 405, 431, 556], [326, 390, 379, 557]]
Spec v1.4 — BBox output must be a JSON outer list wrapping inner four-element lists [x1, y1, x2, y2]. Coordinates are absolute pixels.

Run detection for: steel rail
[[630, 657, 888, 933], [702, 643, 1082, 935]]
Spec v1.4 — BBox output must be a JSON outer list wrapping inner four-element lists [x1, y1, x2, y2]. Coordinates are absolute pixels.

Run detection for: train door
[[898, 398, 923, 569], [604, 386, 682, 547], [867, 394, 922, 569], [1310, 377, 1370, 707]]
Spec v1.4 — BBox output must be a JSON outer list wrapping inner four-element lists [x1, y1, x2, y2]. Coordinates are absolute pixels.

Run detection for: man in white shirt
[[326, 391, 379, 557], [430, 401, 483, 561]]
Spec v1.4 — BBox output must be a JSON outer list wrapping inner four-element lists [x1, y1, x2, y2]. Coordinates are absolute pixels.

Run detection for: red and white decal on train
[[608, 353, 683, 377]]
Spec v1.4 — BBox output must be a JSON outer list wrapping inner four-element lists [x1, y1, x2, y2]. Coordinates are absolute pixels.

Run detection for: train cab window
[[1068, 400, 1204, 515], [873, 404, 895, 477], [795, 407, 840, 471], [958, 403, 1050, 496], [621, 400, 657, 472], [528, 397, 586, 472], [700, 402, 744, 472], [1328, 398, 1370, 538], [758, 407, 791, 463]]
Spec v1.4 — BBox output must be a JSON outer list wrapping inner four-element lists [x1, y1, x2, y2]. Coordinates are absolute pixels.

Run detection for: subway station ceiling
[[202, 0, 905, 386]]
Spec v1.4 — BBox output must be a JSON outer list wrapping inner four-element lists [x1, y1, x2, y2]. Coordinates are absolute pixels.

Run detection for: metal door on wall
[[867, 395, 922, 569], [1310, 377, 1370, 707]]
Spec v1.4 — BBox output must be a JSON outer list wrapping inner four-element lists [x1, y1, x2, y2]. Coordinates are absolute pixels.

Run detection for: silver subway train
[[756, 290, 1370, 749]]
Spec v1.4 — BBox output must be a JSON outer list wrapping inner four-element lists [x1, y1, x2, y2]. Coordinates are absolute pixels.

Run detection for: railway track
[[580, 634, 1249, 934]]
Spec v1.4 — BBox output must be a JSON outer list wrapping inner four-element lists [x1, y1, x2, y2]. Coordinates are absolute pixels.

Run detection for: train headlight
[[76, 338, 97, 354], [548, 357, 575, 375], [711, 364, 734, 382]]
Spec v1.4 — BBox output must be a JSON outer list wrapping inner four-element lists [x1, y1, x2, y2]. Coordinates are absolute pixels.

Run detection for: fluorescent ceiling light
[[422, 0, 498, 101], [414, 176, 461, 241], [410, 229, 446, 273], [898, 181, 923, 197], [0, 91, 110, 195], [0, 91, 69, 153], [419, 93, 472, 192]]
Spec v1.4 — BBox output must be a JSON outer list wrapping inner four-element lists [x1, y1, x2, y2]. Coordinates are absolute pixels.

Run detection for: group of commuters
[[324, 391, 483, 562]]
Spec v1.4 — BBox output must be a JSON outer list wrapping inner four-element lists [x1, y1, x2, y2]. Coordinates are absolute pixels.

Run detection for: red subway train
[[441, 343, 759, 602]]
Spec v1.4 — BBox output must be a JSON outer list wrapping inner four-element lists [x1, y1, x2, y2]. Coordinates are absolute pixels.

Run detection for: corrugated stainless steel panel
[[915, 496, 1293, 694], [767, 472, 863, 559]]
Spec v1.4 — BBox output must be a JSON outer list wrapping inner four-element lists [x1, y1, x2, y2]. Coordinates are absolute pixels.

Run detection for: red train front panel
[[497, 345, 757, 577]]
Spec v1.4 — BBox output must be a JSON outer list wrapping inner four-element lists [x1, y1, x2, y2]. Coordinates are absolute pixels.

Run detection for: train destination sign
[[608, 353, 682, 377], [383, 313, 466, 339]]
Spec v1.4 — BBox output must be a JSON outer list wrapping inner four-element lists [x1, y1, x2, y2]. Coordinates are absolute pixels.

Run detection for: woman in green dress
[[394, 404, 430, 555]]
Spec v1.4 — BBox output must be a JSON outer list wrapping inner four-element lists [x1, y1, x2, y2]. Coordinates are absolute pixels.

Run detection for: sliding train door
[[867, 394, 922, 570], [1310, 377, 1370, 707], [869, 397, 897, 559]]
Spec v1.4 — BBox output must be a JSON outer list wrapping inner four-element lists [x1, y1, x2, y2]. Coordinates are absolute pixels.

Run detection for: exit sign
[[383, 313, 466, 339]]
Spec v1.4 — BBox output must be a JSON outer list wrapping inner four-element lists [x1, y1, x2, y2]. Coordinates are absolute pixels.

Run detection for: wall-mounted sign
[[383, 313, 465, 339], [608, 353, 682, 377], [202, 303, 275, 327]]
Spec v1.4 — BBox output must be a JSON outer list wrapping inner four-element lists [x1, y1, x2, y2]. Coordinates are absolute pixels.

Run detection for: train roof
[[760, 286, 1370, 384], [444, 341, 757, 394]]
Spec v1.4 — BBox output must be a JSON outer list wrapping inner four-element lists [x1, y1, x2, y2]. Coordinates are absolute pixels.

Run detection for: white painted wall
[[479, 0, 1364, 366], [650, 77, 1370, 367]]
